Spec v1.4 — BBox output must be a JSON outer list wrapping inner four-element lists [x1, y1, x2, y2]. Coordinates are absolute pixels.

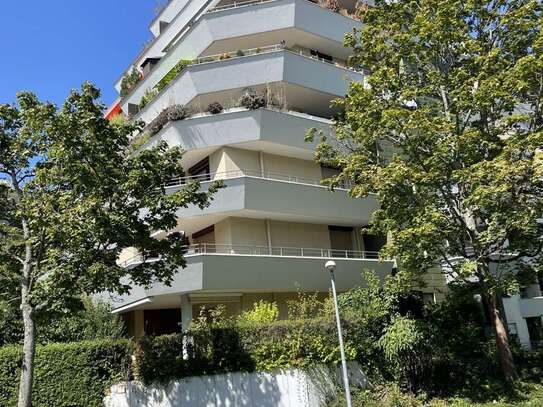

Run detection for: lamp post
[[325, 260, 352, 407]]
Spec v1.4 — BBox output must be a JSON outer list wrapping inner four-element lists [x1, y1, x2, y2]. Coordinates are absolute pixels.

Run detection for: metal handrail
[[193, 44, 284, 65], [120, 243, 380, 268], [133, 43, 360, 117], [163, 168, 353, 190], [208, 0, 275, 12]]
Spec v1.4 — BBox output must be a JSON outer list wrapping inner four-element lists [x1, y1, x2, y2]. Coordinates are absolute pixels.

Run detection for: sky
[[0, 1, 167, 109]]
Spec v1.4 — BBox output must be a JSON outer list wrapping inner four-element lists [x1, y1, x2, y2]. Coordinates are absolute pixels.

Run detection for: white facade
[[109, 0, 392, 336]]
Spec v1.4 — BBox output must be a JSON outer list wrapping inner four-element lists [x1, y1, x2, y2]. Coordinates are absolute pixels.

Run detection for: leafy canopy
[[0, 82, 219, 314], [310, 0, 543, 291]]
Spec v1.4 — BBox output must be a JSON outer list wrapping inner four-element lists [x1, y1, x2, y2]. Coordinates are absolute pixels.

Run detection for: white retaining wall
[[104, 362, 367, 407]]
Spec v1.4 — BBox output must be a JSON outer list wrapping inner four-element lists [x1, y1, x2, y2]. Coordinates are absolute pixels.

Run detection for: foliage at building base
[[1, 277, 541, 406]]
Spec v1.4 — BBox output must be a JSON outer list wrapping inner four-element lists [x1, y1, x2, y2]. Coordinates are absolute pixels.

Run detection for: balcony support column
[[266, 219, 272, 254], [259, 151, 265, 177], [181, 294, 193, 359], [180, 294, 193, 332]]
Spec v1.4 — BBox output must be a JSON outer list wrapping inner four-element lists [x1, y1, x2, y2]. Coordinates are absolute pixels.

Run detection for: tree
[[309, 0, 543, 382], [0, 83, 220, 407]]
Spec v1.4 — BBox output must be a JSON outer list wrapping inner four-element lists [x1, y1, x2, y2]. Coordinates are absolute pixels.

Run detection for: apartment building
[[106, 0, 542, 347], [107, 0, 396, 336]]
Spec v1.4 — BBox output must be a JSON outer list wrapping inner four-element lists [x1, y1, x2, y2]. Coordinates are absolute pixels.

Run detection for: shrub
[[37, 298, 126, 344], [120, 67, 141, 97], [239, 92, 266, 110], [320, 0, 341, 13], [147, 108, 170, 136], [155, 59, 192, 92], [207, 102, 224, 114], [287, 290, 325, 320], [166, 104, 188, 121], [0, 298, 125, 347], [133, 318, 361, 385], [236, 49, 245, 57], [146, 105, 186, 136], [139, 88, 158, 109], [238, 301, 279, 326], [378, 316, 429, 392], [0, 340, 132, 407]]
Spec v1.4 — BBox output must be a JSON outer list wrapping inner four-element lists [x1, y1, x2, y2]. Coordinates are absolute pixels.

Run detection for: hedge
[[134, 318, 378, 385], [0, 339, 132, 407]]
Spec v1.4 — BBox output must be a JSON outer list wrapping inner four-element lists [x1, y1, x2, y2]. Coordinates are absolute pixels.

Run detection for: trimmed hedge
[[0, 339, 132, 407], [134, 319, 368, 385]]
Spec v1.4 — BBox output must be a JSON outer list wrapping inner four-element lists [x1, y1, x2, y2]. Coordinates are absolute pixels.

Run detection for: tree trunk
[[10, 172, 37, 407], [18, 300, 36, 407], [486, 293, 518, 382]]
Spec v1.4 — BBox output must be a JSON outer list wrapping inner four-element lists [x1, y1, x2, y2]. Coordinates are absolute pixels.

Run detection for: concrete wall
[[104, 363, 368, 407], [262, 153, 322, 179], [210, 147, 260, 175], [269, 220, 331, 249], [214, 217, 268, 246], [215, 217, 332, 249]]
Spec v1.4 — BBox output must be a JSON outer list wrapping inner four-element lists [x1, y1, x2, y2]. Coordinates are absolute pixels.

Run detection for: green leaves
[[0, 82, 216, 314], [312, 0, 543, 290]]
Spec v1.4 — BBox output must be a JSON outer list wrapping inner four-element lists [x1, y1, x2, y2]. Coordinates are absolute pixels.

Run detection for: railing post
[[301, 248, 304, 257]]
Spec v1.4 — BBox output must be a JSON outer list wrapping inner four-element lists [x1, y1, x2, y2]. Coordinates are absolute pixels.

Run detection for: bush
[[133, 318, 361, 385], [139, 88, 158, 109], [147, 105, 186, 136], [0, 298, 125, 347], [378, 316, 429, 392], [166, 104, 187, 121], [120, 67, 141, 97], [237, 300, 279, 326], [239, 92, 266, 110], [0, 339, 132, 407], [147, 108, 170, 136], [155, 59, 193, 92], [319, 0, 341, 13], [207, 102, 224, 114]]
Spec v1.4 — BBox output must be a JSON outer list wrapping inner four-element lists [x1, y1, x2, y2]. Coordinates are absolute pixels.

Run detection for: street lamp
[[325, 260, 352, 407]]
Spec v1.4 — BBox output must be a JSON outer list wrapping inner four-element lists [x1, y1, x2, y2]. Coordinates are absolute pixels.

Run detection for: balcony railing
[[208, 0, 276, 12], [186, 243, 379, 259], [132, 42, 361, 113], [163, 168, 353, 190], [120, 243, 381, 268]]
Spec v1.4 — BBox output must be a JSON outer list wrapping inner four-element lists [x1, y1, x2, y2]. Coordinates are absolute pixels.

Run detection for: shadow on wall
[[106, 362, 367, 407]]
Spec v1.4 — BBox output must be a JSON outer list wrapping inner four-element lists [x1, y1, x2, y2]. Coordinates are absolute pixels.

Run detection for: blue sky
[[0, 1, 166, 108]]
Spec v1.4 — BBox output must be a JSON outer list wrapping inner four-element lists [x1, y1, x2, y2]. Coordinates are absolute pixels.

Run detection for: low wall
[[104, 362, 367, 407]]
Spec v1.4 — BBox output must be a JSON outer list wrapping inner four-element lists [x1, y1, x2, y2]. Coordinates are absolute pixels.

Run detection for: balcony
[[132, 46, 363, 125], [112, 243, 393, 311], [120, 0, 362, 109], [143, 108, 332, 167], [164, 170, 377, 234]]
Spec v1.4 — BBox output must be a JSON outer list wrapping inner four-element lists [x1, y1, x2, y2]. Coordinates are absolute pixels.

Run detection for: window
[[362, 233, 386, 253], [329, 226, 354, 257], [188, 157, 210, 181]]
